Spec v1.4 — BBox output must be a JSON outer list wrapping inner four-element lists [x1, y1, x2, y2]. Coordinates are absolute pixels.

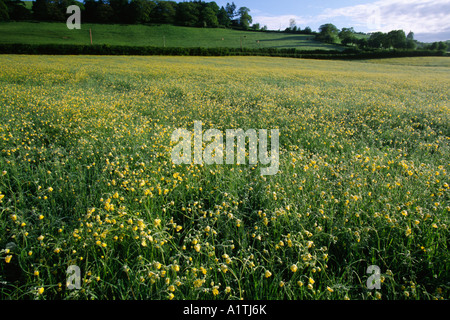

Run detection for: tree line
[[0, 0, 258, 29], [315, 23, 447, 52], [0, 0, 447, 51], [2, 42, 446, 60]]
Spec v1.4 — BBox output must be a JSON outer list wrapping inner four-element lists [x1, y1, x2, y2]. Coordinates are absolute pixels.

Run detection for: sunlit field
[[0, 22, 339, 50], [0, 55, 448, 300]]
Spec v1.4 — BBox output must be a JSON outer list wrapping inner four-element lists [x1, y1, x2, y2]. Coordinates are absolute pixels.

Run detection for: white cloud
[[252, 14, 308, 31], [319, 0, 450, 34], [253, 0, 450, 41]]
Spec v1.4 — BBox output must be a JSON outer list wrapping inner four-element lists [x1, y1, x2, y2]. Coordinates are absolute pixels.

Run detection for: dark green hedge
[[0, 43, 446, 60]]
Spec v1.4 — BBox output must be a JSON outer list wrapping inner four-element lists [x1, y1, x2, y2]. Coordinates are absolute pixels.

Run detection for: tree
[[386, 30, 406, 49], [406, 40, 417, 50], [176, 1, 199, 27], [357, 38, 368, 49], [0, 0, 9, 21], [95, 2, 114, 23], [128, 0, 156, 24], [341, 36, 356, 46], [368, 32, 385, 48], [32, 0, 48, 20], [405, 31, 416, 49], [302, 26, 312, 34], [339, 27, 357, 46], [437, 41, 447, 51], [339, 27, 353, 37], [406, 31, 414, 41], [84, 0, 111, 23], [108, 0, 128, 23], [83, 0, 95, 22], [429, 42, 439, 50], [5, 0, 31, 20], [225, 2, 236, 20], [289, 18, 296, 31], [207, 1, 219, 14], [217, 6, 230, 27], [317, 23, 339, 43], [151, 0, 176, 24], [46, 0, 67, 22], [237, 6, 251, 29], [200, 4, 219, 28]]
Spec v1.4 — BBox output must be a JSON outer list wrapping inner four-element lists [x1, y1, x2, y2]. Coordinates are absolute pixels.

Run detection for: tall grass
[[0, 55, 448, 300]]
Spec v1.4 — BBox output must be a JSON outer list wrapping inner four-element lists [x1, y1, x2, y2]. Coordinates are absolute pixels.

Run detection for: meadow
[[0, 55, 448, 300], [0, 22, 341, 50]]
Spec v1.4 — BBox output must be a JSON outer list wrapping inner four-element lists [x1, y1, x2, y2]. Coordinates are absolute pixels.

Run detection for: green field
[[0, 21, 343, 50], [0, 55, 448, 300], [22, 0, 33, 10]]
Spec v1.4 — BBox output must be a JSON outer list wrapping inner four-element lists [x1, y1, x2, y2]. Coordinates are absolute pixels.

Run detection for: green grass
[[0, 55, 448, 300], [0, 21, 343, 50], [22, 0, 33, 10]]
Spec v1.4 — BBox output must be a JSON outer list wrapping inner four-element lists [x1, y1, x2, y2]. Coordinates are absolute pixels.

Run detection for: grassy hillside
[[0, 21, 343, 50], [23, 0, 33, 9]]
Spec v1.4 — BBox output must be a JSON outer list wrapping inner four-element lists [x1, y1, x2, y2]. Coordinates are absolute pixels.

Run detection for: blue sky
[[210, 0, 450, 42]]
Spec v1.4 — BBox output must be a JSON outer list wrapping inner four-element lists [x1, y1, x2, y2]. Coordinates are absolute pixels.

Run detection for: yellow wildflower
[[220, 264, 228, 273], [405, 228, 412, 237]]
